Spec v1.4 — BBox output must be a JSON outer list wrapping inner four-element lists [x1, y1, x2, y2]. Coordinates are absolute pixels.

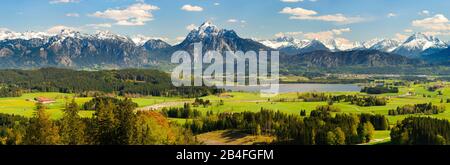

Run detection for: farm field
[[1, 81, 450, 143], [3, 83, 450, 123], [0, 92, 186, 119]]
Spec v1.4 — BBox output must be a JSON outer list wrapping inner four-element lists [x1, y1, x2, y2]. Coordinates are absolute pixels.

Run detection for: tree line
[[391, 116, 450, 145], [0, 68, 222, 98], [161, 103, 202, 119], [185, 106, 389, 145], [388, 102, 446, 116], [0, 97, 197, 145], [297, 93, 387, 107], [361, 86, 399, 94]]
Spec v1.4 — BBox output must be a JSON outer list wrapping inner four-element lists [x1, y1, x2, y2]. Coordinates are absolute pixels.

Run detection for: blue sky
[[1, 0, 450, 44]]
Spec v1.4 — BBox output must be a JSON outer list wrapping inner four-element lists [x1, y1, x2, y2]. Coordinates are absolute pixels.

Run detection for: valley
[[0, 21, 450, 146], [2, 75, 450, 145]]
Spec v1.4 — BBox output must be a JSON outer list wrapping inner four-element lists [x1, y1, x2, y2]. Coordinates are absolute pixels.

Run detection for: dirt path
[[136, 101, 190, 111], [136, 99, 268, 111], [359, 137, 391, 145]]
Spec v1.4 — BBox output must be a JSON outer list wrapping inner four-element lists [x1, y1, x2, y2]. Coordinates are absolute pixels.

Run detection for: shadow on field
[[220, 130, 248, 143]]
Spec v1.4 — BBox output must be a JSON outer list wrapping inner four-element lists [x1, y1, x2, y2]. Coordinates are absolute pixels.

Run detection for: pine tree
[[116, 98, 137, 144], [94, 99, 118, 145], [60, 99, 86, 145], [24, 103, 60, 145]]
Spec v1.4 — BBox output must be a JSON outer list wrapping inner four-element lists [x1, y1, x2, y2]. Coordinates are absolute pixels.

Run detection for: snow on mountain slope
[[393, 33, 447, 57], [369, 39, 401, 52]]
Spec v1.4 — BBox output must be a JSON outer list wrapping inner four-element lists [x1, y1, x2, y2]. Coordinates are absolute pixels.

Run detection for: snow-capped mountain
[[369, 39, 401, 52], [175, 21, 270, 53], [321, 39, 363, 51], [261, 37, 362, 54], [362, 38, 384, 49], [0, 28, 149, 68], [259, 36, 310, 50], [143, 39, 171, 51], [0, 29, 49, 40], [393, 33, 447, 57], [93, 31, 131, 42], [297, 40, 330, 53]]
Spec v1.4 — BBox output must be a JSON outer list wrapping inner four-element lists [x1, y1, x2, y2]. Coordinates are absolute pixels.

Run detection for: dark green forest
[[0, 68, 221, 98], [391, 117, 450, 145]]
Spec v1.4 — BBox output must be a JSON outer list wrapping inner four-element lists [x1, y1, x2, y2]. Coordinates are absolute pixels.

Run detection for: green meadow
[[0, 92, 184, 119], [2, 81, 450, 142]]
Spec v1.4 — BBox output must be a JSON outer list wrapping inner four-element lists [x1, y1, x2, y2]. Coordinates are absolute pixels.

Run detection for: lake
[[221, 84, 362, 93]]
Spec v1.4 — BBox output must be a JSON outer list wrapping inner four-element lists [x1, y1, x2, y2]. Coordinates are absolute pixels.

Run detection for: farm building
[[34, 97, 56, 104]]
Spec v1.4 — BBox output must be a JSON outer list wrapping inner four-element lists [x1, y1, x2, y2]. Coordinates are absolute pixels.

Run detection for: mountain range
[[260, 32, 448, 58], [0, 21, 449, 71]]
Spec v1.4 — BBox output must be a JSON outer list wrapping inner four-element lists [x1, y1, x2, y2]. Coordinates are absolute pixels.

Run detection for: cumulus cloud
[[49, 0, 79, 4], [387, 13, 397, 18], [227, 19, 238, 23], [85, 23, 112, 29], [186, 24, 198, 31], [90, 3, 159, 26], [412, 14, 450, 31], [47, 25, 79, 34], [404, 29, 413, 33], [395, 33, 408, 41], [181, 5, 203, 12], [274, 31, 303, 38], [419, 10, 430, 16], [303, 28, 351, 40], [227, 19, 246, 23], [66, 13, 80, 17], [280, 7, 363, 24], [422, 31, 450, 36]]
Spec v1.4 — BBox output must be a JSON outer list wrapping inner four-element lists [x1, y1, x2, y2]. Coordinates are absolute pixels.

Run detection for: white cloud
[[173, 36, 186, 44], [404, 29, 413, 33], [47, 25, 79, 34], [186, 24, 197, 31], [214, 3, 220, 6], [90, 3, 159, 26], [49, 0, 79, 4], [275, 31, 303, 38], [419, 10, 430, 16], [422, 31, 450, 36], [181, 4, 203, 12], [275, 28, 351, 41], [66, 13, 80, 17], [280, 0, 303, 3], [280, 7, 317, 16], [85, 23, 112, 29], [303, 28, 351, 40], [395, 33, 408, 41], [412, 14, 450, 31], [387, 13, 397, 18], [280, 7, 363, 24], [227, 19, 238, 23]]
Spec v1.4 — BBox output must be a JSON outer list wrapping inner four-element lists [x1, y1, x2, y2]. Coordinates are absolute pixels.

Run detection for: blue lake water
[[222, 84, 361, 93]]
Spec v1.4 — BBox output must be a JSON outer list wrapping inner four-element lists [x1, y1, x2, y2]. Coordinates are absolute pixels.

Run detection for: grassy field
[[2, 82, 450, 124], [1, 81, 449, 143], [0, 93, 186, 119], [0, 93, 93, 119]]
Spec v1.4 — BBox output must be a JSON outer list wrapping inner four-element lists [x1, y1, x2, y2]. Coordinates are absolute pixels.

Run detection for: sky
[[0, 0, 450, 44]]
